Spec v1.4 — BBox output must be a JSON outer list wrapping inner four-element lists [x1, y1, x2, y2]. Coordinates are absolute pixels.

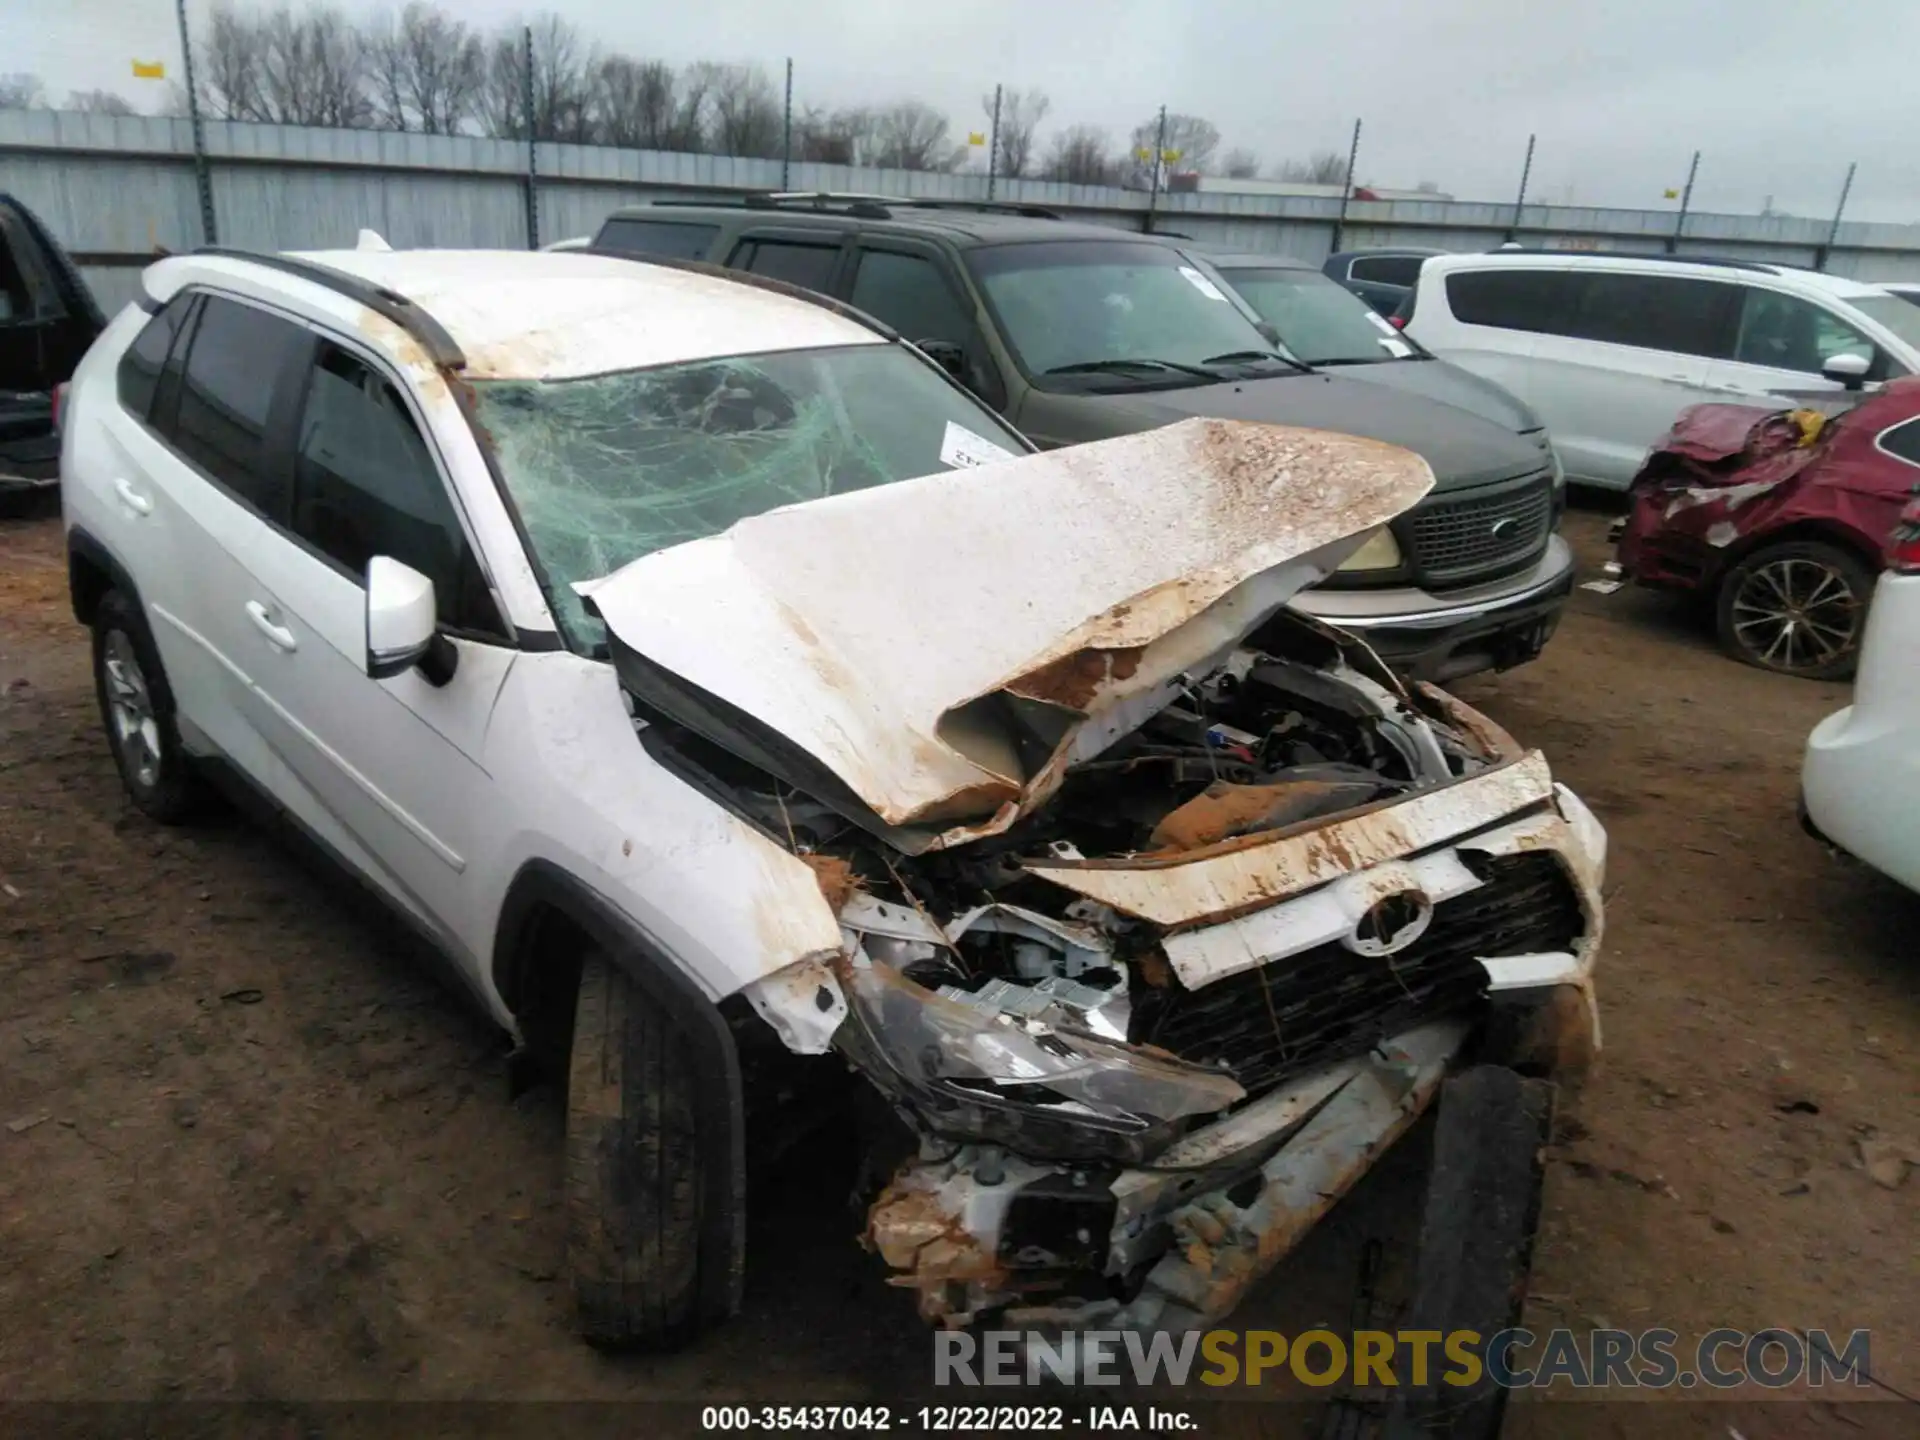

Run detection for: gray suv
[[592, 195, 1574, 682]]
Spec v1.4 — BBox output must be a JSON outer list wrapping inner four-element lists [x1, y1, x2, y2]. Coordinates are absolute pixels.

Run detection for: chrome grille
[[1405, 476, 1554, 585]]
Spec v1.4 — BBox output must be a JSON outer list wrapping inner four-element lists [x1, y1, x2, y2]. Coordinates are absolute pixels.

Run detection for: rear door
[[1513, 269, 1738, 487], [1704, 286, 1906, 406]]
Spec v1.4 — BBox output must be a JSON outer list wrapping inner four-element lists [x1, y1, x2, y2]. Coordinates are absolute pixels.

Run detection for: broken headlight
[[843, 955, 1244, 1163]]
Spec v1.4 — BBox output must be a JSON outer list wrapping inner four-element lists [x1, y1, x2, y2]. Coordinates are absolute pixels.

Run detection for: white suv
[[1404, 252, 1920, 489], [62, 245, 1606, 1347]]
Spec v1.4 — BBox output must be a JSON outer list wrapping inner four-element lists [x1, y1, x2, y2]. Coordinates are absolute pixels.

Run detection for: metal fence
[[6, 107, 1920, 317]]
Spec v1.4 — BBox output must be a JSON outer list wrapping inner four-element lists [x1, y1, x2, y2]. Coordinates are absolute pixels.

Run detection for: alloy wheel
[[1727, 555, 1863, 676], [102, 628, 163, 789]]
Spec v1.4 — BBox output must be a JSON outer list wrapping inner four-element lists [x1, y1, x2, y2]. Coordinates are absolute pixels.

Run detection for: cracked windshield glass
[[470, 343, 1026, 649], [966, 239, 1297, 384]]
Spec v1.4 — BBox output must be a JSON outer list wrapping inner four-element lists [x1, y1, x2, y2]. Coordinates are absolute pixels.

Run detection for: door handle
[[113, 479, 153, 516], [245, 601, 297, 652]]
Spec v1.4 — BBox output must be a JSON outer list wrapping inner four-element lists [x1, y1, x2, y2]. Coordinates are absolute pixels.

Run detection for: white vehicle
[[62, 246, 1606, 1348], [1402, 252, 1920, 489], [1802, 495, 1920, 894], [1880, 281, 1920, 308]]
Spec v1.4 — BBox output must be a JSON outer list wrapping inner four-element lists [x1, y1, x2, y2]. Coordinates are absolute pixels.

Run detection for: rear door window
[[731, 238, 841, 292], [1349, 255, 1424, 286], [593, 217, 720, 261], [1571, 273, 1737, 358], [117, 296, 194, 422], [1444, 269, 1583, 335], [170, 295, 309, 518]]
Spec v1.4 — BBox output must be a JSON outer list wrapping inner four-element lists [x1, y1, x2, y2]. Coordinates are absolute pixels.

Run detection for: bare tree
[[793, 104, 875, 165], [590, 55, 679, 148], [367, 3, 482, 133], [478, 15, 593, 142], [252, 6, 371, 128], [1129, 112, 1220, 178], [982, 87, 1048, 178], [709, 63, 782, 159], [1273, 150, 1349, 186], [199, 7, 267, 120], [1040, 125, 1120, 186], [0, 74, 47, 110], [1221, 147, 1260, 179], [870, 100, 956, 171]]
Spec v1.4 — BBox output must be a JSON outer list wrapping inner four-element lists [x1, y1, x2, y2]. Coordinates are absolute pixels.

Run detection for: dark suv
[[1, 194, 103, 504], [592, 195, 1572, 682]]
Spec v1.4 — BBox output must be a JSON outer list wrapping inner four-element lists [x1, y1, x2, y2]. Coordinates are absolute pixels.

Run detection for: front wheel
[[1715, 540, 1875, 681], [565, 952, 706, 1348]]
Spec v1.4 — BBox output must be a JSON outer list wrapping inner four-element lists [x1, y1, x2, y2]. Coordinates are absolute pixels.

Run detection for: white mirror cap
[[1825, 351, 1871, 376], [367, 556, 436, 676], [356, 229, 393, 252]]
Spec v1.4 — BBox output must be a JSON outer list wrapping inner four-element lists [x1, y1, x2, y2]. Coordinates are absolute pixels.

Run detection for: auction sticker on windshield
[[940, 421, 1017, 469], [1178, 266, 1231, 302]]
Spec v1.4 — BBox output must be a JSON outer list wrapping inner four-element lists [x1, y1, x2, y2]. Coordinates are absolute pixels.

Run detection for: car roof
[[270, 248, 883, 379], [603, 200, 1142, 249], [1196, 250, 1316, 272], [1422, 248, 1894, 299], [1326, 247, 1448, 261]]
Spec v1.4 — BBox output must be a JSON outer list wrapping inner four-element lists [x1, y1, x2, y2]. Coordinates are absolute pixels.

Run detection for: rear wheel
[[565, 951, 705, 1348], [1716, 540, 1875, 680], [90, 589, 204, 823]]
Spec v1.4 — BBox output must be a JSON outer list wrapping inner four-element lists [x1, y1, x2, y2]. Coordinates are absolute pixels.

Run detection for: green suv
[[590, 194, 1573, 682]]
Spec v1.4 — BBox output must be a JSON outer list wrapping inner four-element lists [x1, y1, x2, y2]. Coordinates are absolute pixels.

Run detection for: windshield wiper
[[1202, 349, 1313, 374], [1045, 357, 1225, 380]]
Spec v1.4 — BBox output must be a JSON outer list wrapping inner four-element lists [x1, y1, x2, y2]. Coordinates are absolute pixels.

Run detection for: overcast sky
[[12, 0, 1920, 224]]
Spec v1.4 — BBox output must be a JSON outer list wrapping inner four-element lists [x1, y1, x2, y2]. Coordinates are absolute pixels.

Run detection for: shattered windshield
[[470, 343, 1030, 651]]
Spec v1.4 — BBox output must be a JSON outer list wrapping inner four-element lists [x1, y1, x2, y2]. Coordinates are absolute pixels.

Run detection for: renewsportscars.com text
[[934, 1327, 1873, 1390]]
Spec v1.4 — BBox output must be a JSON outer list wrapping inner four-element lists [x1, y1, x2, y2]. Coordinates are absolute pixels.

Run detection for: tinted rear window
[[733, 239, 840, 292], [117, 296, 193, 421], [1444, 269, 1583, 334], [1348, 255, 1424, 286], [170, 295, 307, 517], [594, 217, 720, 261]]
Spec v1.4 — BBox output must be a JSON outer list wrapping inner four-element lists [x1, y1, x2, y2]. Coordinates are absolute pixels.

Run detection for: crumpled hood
[[1090, 372, 1545, 491], [586, 418, 1433, 848]]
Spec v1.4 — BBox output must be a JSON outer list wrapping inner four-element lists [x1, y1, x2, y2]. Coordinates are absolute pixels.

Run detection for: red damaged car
[[1611, 378, 1920, 679]]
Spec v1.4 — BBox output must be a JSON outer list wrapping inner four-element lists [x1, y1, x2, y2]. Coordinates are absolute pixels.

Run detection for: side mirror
[[365, 556, 437, 679], [1823, 351, 1871, 391], [1254, 320, 1282, 348], [917, 338, 967, 380]]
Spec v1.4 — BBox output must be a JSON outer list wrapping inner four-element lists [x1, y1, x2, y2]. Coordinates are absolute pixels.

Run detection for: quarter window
[[291, 342, 493, 631], [1879, 417, 1920, 468], [170, 295, 306, 517], [116, 295, 193, 422], [1348, 255, 1424, 286], [593, 218, 719, 261]]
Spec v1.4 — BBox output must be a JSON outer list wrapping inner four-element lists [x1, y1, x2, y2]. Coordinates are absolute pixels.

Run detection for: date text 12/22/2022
[[699, 1406, 1198, 1432]]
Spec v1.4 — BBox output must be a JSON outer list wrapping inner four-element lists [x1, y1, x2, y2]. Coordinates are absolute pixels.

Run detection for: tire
[[90, 588, 205, 823], [1383, 1066, 1554, 1440], [1715, 540, 1876, 681], [565, 951, 705, 1349]]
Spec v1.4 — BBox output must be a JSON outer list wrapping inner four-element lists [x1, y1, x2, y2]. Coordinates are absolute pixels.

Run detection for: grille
[[1404, 476, 1554, 586], [1132, 852, 1583, 1098]]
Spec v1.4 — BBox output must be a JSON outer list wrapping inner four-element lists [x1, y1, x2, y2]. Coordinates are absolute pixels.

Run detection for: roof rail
[[574, 244, 898, 341], [191, 246, 466, 367], [626, 191, 1064, 222], [1485, 246, 1780, 275], [894, 199, 1064, 220]]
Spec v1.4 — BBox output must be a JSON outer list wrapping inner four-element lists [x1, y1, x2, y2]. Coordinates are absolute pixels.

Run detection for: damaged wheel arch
[[492, 859, 748, 1331]]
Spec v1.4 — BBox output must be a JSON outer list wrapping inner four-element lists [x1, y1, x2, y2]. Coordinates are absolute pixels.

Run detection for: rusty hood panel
[[587, 418, 1434, 838]]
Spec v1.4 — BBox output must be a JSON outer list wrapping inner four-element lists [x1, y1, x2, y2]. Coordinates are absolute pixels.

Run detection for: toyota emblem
[[1342, 889, 1435, 956]]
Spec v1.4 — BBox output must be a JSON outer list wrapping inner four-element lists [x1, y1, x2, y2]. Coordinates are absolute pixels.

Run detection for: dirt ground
[[1, 498, 1914, 1437]]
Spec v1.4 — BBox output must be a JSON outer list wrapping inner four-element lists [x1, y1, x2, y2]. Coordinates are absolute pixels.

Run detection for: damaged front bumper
[[861, 755, 1605, 1330]]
